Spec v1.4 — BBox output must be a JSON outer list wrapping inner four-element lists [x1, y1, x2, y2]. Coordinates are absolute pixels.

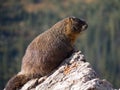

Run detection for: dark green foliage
[[0, 0, 120, 89]]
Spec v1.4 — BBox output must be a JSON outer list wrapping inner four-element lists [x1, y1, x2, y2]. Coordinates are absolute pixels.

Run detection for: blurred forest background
[[0, 0, 120, 89]]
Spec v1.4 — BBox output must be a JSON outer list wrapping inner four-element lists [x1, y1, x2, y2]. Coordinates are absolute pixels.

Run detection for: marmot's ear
[[64, 17, 72, 33], [64, 17, 72, 25]]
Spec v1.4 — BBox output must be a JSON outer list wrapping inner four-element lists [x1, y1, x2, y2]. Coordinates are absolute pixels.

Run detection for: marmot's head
[[64, 17, 88, 44], [51, 16, 88, 44], [65, 17, 88, 33]]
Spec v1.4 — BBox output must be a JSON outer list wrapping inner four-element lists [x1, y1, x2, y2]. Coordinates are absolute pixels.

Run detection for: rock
[[20, 51, 119, 90], [20, 79, 38, 90]]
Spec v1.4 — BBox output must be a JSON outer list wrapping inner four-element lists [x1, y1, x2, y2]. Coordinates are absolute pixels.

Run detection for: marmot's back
[[21, 29, 74, 76], [5, 17, 88, 90]]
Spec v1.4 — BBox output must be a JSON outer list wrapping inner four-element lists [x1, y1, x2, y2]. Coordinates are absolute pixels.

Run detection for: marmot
[[5, 17, 88, 90]]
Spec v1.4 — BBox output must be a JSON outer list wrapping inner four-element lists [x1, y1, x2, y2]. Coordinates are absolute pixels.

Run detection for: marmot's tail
[[5, 74, 30, 90]]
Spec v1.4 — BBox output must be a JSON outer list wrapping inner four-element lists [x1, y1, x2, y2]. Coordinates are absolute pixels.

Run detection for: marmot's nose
[[82, 24, 88, 30]]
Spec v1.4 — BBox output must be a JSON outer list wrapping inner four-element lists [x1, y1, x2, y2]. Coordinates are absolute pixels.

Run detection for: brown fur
[[5, 17, 88, 90]]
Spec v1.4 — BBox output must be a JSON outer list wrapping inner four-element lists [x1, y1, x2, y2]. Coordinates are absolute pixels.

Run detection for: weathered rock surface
[[20, 51, 119, 90]]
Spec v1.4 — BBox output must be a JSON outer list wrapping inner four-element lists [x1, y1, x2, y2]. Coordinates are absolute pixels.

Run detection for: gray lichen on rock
[[20, 51, 119, 90]]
